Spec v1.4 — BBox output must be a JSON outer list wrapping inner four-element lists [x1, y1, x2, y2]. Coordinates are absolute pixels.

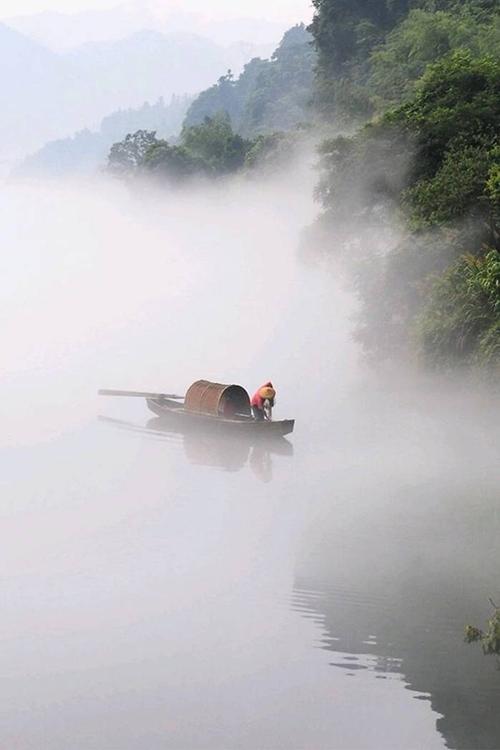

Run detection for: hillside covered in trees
[[107, 113, 303, 181], [106, 25, 314, 181], [107, 1, 500, 372], [184, 24, 315, 136], [309, 0, 500, 371]]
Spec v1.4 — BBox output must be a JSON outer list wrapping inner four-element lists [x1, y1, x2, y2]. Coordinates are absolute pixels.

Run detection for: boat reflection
[[99, 415, 293, 482], [147, 417, 293, 482]]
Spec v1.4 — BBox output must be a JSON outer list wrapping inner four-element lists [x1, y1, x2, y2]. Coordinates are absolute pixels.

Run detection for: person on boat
[[251, 382, 276, 421]]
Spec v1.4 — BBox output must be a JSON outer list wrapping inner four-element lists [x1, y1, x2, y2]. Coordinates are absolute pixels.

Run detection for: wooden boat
[[146, 396, 295, 437], [99, 379, 295, 438]]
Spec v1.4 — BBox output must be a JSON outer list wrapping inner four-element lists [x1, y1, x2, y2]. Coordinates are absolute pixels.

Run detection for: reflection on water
[[99, 415, 294, 483], [293, 588, 415, 680], [293, 471, 500, 750]]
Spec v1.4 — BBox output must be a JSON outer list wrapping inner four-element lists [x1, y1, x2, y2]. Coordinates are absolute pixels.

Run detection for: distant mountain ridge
[[63, 30, 266, 123], [17, 24, 316, 178], [6, 3, 289, 51], [0, 22, 274, 164], [16, 96, 192, 178], [0, 23, 74, 161]]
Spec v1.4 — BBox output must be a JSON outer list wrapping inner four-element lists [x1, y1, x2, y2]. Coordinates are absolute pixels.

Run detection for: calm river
[[1, 171, 499, 749]]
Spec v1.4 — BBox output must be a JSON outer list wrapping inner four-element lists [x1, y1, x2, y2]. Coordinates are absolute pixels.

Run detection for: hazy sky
[[0, 0, 313, 22]]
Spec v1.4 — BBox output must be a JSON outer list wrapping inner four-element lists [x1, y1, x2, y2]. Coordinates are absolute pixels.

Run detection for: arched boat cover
[[185, 380, 251, 418]]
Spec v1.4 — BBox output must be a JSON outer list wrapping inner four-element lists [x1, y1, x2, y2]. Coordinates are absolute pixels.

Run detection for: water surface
[[1, 174, 499, 749]]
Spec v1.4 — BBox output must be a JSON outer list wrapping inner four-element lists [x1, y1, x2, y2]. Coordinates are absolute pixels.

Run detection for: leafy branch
[[465, 600, 500, 656]]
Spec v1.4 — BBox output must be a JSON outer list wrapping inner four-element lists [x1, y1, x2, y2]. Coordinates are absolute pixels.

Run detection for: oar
[[98, 389, 184, 400]]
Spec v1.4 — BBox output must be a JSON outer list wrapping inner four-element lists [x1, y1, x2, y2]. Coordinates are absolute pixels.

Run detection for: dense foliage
[[417, 251, 500, 368], [309, 0, 500, 370], [370, 9, 500, 108], [108, 112, 300, 183], [390, 52, 500, 235], [184, 25, 315, 136], [466, 603, 500, 656], [310, 0, 500, 120]]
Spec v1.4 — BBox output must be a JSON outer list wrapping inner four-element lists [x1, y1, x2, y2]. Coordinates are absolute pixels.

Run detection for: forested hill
[[184, 24, 316, 136], [310, 0, 500, 121], [106, 25, 316, 182], [308, 0, 500, 372], [106, 1, 500, 372]]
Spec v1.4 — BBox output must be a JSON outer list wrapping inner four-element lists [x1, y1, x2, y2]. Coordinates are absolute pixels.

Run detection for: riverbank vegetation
[[107, 1, 500, 372], [466, 602, 500, 657], [108, 113, 302, 181], [309, 0, 500, 371]]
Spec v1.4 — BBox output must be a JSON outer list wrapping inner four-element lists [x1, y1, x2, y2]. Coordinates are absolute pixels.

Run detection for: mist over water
[[1, 163, 500, 749]]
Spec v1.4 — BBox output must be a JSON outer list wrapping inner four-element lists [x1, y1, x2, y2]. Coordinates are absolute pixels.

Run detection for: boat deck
[[147, 397, 295, 437]]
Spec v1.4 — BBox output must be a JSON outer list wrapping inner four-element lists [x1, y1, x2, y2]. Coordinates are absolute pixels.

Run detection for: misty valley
[[1, 1, 500, 749]]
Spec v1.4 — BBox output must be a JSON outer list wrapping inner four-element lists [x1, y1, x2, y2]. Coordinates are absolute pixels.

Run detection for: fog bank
[[2, 163, 500, 749]]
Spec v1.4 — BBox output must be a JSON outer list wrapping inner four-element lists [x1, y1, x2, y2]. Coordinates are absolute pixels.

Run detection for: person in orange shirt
[[251, 382, 276, 421]]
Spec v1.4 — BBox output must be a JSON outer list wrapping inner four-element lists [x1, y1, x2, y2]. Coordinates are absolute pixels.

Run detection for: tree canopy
[[311, 45, 500, 368], [107, 112, 300, 183], [309, 0, 500, 120], [184, 25, 315, 136]]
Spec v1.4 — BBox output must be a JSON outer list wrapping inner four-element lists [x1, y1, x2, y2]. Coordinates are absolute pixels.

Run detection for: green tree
[[466, 602, 500, 656], [387, 51, 500, 245], [108, 130, 159, 176], [244, 131, 302, 173], [316, 50, 500, 247], [369, 9, 486, 107], [309, 0, 500, 120], [308, 0, 417, 119], [184, 71, 240, 130], [389, 51, 500, 177], [311, 49, 500, 365], [143, 142, 208, 182], [180, 112, 251, 174], [416, 250, 500, 369], [184, 25, 315, 136], [108, 112, 262, 183]]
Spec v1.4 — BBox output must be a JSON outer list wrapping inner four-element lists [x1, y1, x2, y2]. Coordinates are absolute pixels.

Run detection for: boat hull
[[146, 398, 295, 437]]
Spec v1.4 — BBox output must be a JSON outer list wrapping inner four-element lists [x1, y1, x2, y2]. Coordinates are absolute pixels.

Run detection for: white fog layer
[[1, 165, 499, 749]]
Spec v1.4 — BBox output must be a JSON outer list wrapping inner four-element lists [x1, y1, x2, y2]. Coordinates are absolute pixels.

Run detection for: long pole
[[98, 389, 184, 400]]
